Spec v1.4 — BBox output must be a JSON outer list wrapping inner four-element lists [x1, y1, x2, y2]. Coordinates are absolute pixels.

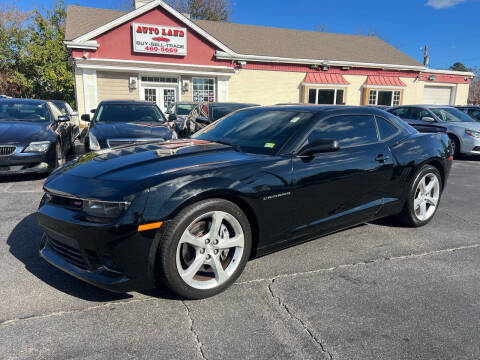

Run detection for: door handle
[[375, 154, 390, 162]]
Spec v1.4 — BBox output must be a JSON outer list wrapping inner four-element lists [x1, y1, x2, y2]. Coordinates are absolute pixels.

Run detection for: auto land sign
[[132, 23, 187, 56]]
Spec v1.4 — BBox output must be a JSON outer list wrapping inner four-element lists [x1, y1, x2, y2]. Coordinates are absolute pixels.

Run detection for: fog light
[[34, 162, 49, 169], [99, 254, 123, 273]]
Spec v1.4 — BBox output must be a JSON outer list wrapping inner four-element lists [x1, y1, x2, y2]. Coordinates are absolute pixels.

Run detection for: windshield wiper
[[212, 139, 241, 152]]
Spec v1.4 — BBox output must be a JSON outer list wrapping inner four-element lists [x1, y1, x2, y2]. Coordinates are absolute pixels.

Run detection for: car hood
[[44, 140, 265, 200], [444, 122, 480, 131], [0, 121, 54, 145], [93, 122, 171, 139]]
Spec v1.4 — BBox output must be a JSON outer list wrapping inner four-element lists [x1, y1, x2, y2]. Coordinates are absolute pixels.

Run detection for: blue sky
[[16, 0, 480, 69]]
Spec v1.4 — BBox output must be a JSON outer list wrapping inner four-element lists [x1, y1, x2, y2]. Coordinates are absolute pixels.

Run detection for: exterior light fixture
[[129, 77, 137, 90], [182, 79, 189, 92], [428, 75, 436, 81]]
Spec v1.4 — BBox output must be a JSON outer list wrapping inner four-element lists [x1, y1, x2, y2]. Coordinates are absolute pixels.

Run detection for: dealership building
[[65, 0, 473, 115]]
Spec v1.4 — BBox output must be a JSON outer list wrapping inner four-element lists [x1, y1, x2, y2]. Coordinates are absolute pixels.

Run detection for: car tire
[[157, 199, 252, 299], [449, 135, 460, 158], [397, 165, 443, 227]]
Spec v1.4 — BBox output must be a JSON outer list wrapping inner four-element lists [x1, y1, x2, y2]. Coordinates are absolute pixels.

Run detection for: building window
[[193, 78, 215, 102], [368, 90, 401, 106], [144, 88, 157, 102], [308, 88, 345, 105], [141, 76, 178, 83]]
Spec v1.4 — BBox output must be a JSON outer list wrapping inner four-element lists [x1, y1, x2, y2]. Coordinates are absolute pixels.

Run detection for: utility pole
[[421, 45, 430, 66]]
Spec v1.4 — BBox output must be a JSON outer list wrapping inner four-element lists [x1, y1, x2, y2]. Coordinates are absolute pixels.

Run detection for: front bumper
[[0, 147, 55, 174], [460, 136, 480, 155], [37, 203, 161, 293]]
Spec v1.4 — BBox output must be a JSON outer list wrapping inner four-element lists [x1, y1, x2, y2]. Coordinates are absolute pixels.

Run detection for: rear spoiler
[[411, 124, 448, 133]]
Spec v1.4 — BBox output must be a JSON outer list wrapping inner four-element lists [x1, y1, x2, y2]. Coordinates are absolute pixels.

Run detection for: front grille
[[47, 237, 88, 270], [0, 145, 16, 156]]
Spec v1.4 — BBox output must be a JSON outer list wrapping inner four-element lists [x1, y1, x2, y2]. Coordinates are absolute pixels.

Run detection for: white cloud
[[426, 0, 468, 9]]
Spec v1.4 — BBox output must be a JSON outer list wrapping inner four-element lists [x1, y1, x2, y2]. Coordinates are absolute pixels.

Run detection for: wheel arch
[[166, 190, 261, 259], [423, 159, 445, 188]]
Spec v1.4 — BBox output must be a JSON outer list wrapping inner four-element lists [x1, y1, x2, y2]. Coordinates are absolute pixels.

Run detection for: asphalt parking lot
[[1, 156, 480, 360]]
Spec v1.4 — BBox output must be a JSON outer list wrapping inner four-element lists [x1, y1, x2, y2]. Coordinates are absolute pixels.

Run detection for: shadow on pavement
[[7, 213, 133, 302], [0, 173, 49, 184]]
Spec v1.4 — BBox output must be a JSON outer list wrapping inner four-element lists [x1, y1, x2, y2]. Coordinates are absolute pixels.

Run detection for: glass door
[[143, 86, 177, 113], [160, 88, 177, 114]]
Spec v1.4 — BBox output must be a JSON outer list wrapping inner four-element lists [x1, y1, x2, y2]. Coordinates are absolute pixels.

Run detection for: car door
[[291, 114, 395, 239], [48, 103, 68, 154], [405, 107, 436, 126]]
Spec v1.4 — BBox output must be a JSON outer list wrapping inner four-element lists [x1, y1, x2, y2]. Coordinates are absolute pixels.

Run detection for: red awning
[[364, 76, 406, 87], [303, 73, 349, 85]]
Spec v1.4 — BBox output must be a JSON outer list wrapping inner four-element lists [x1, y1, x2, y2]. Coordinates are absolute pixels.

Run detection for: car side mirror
[[196, 116, 209, 125], [57, 114, 70, 122], [81, 114, 91, 122], [298, 139, 339, 157], [422, 116, 435, 122], [168, 114, 177, 121]]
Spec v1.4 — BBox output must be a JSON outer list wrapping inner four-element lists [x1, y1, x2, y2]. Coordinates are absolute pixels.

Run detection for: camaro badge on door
[[263, 192, 291, 201]]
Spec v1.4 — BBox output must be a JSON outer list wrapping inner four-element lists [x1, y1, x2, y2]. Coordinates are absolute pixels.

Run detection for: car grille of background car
[[0, 145, 16, 156]]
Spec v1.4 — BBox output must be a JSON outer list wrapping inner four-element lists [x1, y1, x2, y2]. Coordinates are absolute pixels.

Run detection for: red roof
[[303, 73, 349, 85], [364, 76, 406, 87]]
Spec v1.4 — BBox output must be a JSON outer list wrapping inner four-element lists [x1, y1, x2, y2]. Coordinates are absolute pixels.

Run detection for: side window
[[468, 109, 480, 121], [390, 107, 408, 118], [48, 103, 61, 121], [408, 108, 430, 120], [308, 115, 378, 148], [376, 116, 399, 140]]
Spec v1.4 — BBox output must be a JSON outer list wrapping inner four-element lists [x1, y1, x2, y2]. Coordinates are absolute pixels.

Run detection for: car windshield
[[431, 107, 475, 123], [94, 104, 166, 123], [176, 104, 196, 115], [211, 105, 252, 122], [193, 109, 314, 155], [0, 101, 48, 122]]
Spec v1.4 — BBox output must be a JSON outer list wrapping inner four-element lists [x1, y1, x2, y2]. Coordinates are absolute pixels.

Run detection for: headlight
[[23, 141, 51, 153], [82, 199, 130, 219], [465, 129, 480, 139], [89, 133, 101, 151]]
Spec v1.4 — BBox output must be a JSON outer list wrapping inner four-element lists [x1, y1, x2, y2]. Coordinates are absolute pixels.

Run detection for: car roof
[[240, 105, 393, 117], [0, 98, 48, 105], [98, 100, 154, 105], [391, 104, 454, 109], [208, 102, 259, 107]]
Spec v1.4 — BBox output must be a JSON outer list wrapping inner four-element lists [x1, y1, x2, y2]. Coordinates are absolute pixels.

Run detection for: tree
[[450, 62, 470, 72], [23, 0, 74, 103], [468, 67, 480, 105], [0, 1, 32, 96], [165, 0, 231, 21]]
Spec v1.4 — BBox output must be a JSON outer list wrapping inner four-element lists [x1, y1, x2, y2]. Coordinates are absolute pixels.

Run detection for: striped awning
[[364, 76, 406, 87], [303, 73, 350, 85]]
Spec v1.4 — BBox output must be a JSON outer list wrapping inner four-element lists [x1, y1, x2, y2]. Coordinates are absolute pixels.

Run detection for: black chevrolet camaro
[[38, 106, 452, 299]]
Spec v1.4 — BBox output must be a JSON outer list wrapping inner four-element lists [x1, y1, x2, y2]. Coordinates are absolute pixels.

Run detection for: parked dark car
[[183, 102, 259, 136], [38, 106, 452, 299], [82, 100, 175, 151], [389, 105, 480, 156], [50, 100, 81, 140], [0, 98, 73, 174], [165, 101, 197, 135], [455, 105, 480, 122]]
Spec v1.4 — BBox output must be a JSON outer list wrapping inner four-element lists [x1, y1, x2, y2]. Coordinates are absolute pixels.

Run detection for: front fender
[[142, 175, 252, 223]]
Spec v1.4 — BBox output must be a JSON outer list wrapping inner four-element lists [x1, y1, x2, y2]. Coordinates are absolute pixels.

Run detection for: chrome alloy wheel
[[414, 173, 440, 221], [176, 211, 245, 290]]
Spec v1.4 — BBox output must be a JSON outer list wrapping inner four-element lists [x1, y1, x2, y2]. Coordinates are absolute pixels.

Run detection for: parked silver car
[[389, 105, 480, 156]]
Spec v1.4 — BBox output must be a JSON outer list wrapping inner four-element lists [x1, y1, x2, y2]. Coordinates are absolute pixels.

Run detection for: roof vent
[[134, 0, 152, 9]]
